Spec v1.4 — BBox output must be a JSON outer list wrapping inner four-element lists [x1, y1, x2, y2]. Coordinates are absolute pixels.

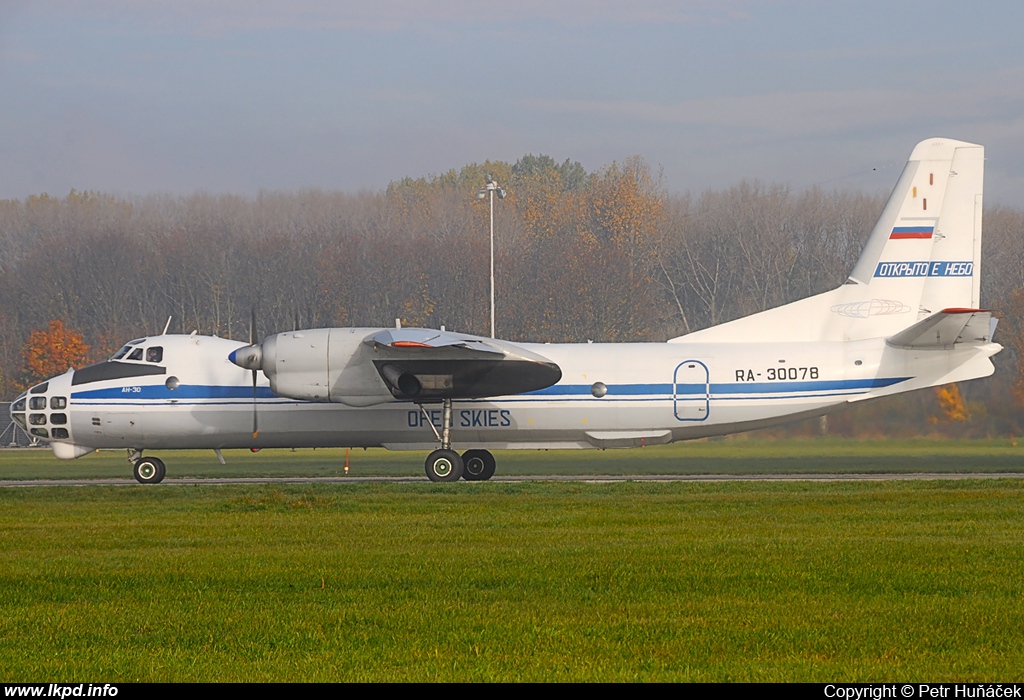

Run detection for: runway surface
[[3, 473, 1024, 487]]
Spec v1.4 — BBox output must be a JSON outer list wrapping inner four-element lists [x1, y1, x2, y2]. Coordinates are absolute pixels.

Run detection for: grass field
[[2, 441, 1024, 682], [3, 436, 1024, 481]]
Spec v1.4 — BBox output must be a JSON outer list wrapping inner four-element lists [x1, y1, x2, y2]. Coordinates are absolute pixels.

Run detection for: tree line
[[2, 153, 1024, 436]]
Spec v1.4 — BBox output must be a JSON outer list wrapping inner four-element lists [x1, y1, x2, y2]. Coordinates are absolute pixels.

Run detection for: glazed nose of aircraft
[[9, 373, 73, 442]]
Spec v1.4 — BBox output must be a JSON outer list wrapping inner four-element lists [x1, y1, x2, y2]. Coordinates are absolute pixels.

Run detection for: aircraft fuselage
[[12, 331, 989, 458]]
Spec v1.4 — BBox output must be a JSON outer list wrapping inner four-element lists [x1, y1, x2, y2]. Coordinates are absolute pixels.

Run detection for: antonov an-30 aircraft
[[10, 138, 1001, 483]]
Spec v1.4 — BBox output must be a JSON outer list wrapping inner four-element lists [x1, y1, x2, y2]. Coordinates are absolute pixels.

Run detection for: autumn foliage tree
[[932, 384, 969, 423], [21, 320, 91, 387]]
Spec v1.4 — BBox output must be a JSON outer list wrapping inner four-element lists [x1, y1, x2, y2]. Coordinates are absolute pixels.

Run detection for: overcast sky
[[2, 1, 1023, 203]]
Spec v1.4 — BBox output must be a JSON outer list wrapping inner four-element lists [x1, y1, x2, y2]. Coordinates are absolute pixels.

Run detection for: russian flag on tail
[[890, 226, 934, 240]]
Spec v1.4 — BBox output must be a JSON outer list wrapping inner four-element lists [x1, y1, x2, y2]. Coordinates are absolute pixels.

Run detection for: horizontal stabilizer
[[886, 308, 993, 348]]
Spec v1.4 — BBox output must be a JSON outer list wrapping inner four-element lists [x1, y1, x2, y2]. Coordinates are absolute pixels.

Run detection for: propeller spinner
[[229, 344, 263, 371]]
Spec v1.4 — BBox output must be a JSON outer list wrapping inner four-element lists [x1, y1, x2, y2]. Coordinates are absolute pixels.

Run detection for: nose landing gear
[[129, 450, 166, 484]]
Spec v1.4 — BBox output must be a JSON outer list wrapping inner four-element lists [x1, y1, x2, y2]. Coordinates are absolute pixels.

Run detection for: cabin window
[[50, 413, 67, 425], [29, 397, 47, 410], [29, 413, 47, 425], [147, 346, 163, 363], [127, 348, 143, 361], [30, 428, 49, 438], [51, 428, 69, 439], [50, 397, 67, 410]]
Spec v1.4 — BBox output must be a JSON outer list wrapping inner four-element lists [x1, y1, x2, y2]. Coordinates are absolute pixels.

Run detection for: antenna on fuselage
[[161, 316, 172, 335]]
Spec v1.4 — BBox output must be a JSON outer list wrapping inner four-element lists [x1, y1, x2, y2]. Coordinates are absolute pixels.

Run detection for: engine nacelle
[[260, 328, 394, 406]]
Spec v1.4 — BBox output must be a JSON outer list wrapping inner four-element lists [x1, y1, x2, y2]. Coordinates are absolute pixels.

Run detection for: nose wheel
[[132, 456, 166, 484]]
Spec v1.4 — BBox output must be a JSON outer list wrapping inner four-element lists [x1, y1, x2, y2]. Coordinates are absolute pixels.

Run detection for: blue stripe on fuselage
[[71, 385, 279, 400], [527, 376, 909, 397], [70, 376, 911, 403]]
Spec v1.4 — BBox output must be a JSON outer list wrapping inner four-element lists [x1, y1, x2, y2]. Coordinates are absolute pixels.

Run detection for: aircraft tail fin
[[672, 137, 985, 344], [845, 138, 984, 335]]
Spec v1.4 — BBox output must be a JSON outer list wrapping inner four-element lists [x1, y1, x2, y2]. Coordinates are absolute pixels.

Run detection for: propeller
[[249, 308, 259, 439], [227, 308, 263, 440]]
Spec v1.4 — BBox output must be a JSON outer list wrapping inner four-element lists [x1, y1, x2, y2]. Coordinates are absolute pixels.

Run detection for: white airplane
[[9, 138, 1000, 483]]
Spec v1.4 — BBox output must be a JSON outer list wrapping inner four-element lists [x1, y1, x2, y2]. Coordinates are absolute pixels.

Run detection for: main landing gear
[[421, 399, 497, 482], [462, 449, 496, 481], [129, 450, 166, 484], [425, 448, 463, 482]]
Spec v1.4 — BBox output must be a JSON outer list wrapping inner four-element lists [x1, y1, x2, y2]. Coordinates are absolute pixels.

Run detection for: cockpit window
[[147, 346, 163, 363], [111, 340, 145, 361], [50, 397, 67, 410], [29, 397, 47, 410], [127, 348, 143, 361], [12, 397, 25, 412], [30, 383, 49, 394]]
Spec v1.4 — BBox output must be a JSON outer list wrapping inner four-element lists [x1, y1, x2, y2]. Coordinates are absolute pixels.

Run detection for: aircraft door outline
[[673, 360, 710, 421]]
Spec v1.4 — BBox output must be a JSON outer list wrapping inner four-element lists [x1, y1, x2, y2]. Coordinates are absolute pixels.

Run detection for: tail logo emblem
[[831, 299, 912, 318]]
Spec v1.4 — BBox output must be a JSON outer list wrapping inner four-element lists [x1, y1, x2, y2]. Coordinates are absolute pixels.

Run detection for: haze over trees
[[2, 155, 1024, 436]]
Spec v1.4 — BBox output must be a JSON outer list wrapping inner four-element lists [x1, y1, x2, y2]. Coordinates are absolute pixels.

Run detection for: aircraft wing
[[886, 308, 995, 348], [232, 326, 562, 404], [366, 328, 561, 400], [367, 328, 505, 353]]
